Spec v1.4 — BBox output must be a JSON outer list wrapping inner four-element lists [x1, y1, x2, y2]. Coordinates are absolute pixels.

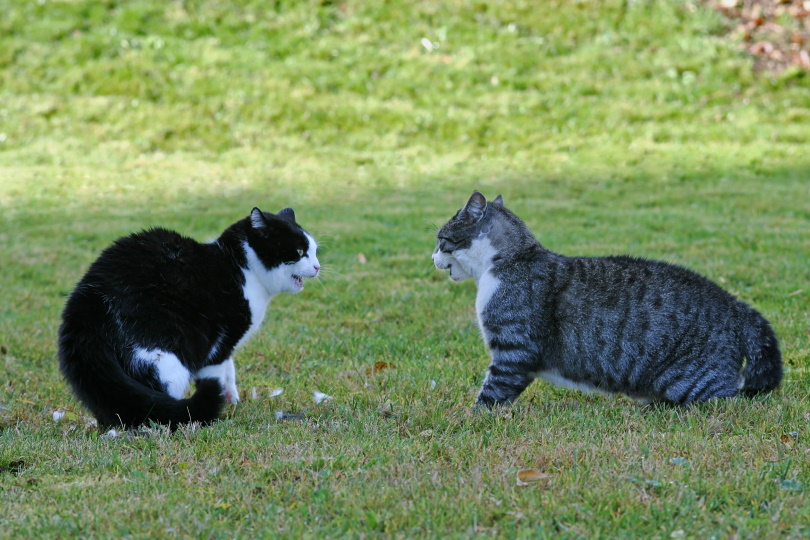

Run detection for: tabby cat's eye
[[297, 249, 304, 257]]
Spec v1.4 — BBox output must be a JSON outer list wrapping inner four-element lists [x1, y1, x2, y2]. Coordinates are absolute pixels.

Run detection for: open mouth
[[292, 275, 304, 289]]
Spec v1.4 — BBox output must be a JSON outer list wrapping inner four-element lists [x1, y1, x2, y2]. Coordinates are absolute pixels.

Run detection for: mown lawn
[[1, 1, 808, 537]]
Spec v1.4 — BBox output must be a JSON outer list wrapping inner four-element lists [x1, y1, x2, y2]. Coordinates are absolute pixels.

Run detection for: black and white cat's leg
[[474, 350, 538, 408], [196, 357, 239, 404]]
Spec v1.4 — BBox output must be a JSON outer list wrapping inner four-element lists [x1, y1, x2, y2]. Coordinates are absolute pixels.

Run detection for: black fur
[[58, 207, 316, 429]]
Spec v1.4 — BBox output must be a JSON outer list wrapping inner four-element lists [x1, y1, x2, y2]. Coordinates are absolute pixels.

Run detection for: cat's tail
[[59, 322, 225, 430], [740, 310, 783, 395]]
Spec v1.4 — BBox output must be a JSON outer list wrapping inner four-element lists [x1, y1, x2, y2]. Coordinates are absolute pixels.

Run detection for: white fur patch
[[207, 333, 225, 362], [196, 357, 239, 404], [239, 244, 273, 349], [532, 368, 610, 396], [453, 236, 499, 283], [134, 347, 192, 399], [476, 270, 501, 318]]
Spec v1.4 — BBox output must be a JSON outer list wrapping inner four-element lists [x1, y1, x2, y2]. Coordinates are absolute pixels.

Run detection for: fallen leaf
[[270, 388, 283, 397], [367, 361, 395, 375], [750, 41, 775, 55], [52, 410, 65, 422], [516, 469, 550, 486], [357, 253, 367, 264]]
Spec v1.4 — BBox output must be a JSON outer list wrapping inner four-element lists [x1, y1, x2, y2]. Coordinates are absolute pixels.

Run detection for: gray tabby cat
[[433, 191, 783, 407]]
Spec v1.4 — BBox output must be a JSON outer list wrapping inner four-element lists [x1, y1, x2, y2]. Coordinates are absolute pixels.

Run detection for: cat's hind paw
[[224, 387, 240, 405]]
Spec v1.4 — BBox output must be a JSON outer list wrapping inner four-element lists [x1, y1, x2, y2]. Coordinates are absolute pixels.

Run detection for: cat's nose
[[314, 264, 321, 273]]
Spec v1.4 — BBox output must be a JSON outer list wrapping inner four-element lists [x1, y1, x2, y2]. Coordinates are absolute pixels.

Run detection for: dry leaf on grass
[[516, 469, 550, 486], [367, 361, 395, 375]]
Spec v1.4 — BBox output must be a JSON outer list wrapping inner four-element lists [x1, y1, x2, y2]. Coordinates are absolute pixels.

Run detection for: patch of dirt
[[706, 0, 810, 72]]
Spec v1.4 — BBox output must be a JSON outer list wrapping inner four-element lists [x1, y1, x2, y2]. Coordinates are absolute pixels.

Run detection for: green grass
[[1, 0, 808, 537]]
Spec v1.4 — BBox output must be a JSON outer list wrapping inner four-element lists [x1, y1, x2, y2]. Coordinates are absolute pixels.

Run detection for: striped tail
[[741, 312, 783, 395]]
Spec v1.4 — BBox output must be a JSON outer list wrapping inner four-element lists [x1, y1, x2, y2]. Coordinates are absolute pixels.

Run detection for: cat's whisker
[[424, 221, 442, 234]]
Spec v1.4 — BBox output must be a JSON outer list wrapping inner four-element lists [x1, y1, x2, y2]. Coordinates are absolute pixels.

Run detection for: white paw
[[224, 387, 240, 405]]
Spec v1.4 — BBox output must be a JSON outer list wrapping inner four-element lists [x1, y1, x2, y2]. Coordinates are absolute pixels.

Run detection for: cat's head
[[433, 191, 504, 282], [244, 207, 320, 294]]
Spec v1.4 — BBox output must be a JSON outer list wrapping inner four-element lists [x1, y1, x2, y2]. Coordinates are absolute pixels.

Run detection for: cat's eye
[[439, 238, 457, 251], [297, 249, 304, 257]]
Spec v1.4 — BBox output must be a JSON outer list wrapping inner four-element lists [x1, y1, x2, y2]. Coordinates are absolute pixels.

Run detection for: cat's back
[[557, 254, 741, 309], [76, 227, 230, 300]]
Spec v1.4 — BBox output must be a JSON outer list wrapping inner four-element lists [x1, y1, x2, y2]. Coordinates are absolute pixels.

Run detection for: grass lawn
[[1, 0, 808, 537]]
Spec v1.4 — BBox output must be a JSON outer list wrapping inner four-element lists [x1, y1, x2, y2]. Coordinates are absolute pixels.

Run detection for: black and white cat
[[58, 207, 320, 429], [433, 192, 783, 407]]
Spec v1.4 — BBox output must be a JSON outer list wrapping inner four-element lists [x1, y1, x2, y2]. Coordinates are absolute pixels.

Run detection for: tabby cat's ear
[[250, 208, 267, 229], [464, 191, 488, 222], [277, 207, 296, 223], [492, 195, 504, 206]]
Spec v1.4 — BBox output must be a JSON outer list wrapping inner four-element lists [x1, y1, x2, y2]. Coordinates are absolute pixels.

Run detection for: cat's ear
[[277, 207, 296, 223], [492, 195, 504, 206], [250, 208, 267, 229], [463, 191, 488, 222]]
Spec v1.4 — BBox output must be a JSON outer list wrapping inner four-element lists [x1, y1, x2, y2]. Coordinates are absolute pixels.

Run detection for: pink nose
[[314, 264, 321, 272]]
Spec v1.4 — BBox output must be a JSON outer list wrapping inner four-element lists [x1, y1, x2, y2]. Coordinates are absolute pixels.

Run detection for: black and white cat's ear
[[492, 195, 504, 206], [250, 208, 267, 229], [464, 191, 488, 222], [277, 207, 296, 223]]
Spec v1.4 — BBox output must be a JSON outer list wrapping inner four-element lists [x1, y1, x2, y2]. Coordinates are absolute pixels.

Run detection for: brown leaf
[[516, 469, 550, 486], [750, 41, 775, 54], [358, 253, 367, 264], [367, 361, 395, 375]]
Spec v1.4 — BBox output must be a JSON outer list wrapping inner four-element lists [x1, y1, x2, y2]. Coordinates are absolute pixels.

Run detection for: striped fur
[[433, 192, 783, 408]]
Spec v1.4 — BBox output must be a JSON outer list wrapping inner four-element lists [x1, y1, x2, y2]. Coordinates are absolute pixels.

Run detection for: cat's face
[[433, 192, 502, 282], [247, 208, 320, 294], [278, 231, 320, 293]]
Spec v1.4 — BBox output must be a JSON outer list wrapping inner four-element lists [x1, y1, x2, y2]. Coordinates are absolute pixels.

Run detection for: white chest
[[475, 270, 501, 342], [475, 270, 500, 317], [236, 266, 271, 350]]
